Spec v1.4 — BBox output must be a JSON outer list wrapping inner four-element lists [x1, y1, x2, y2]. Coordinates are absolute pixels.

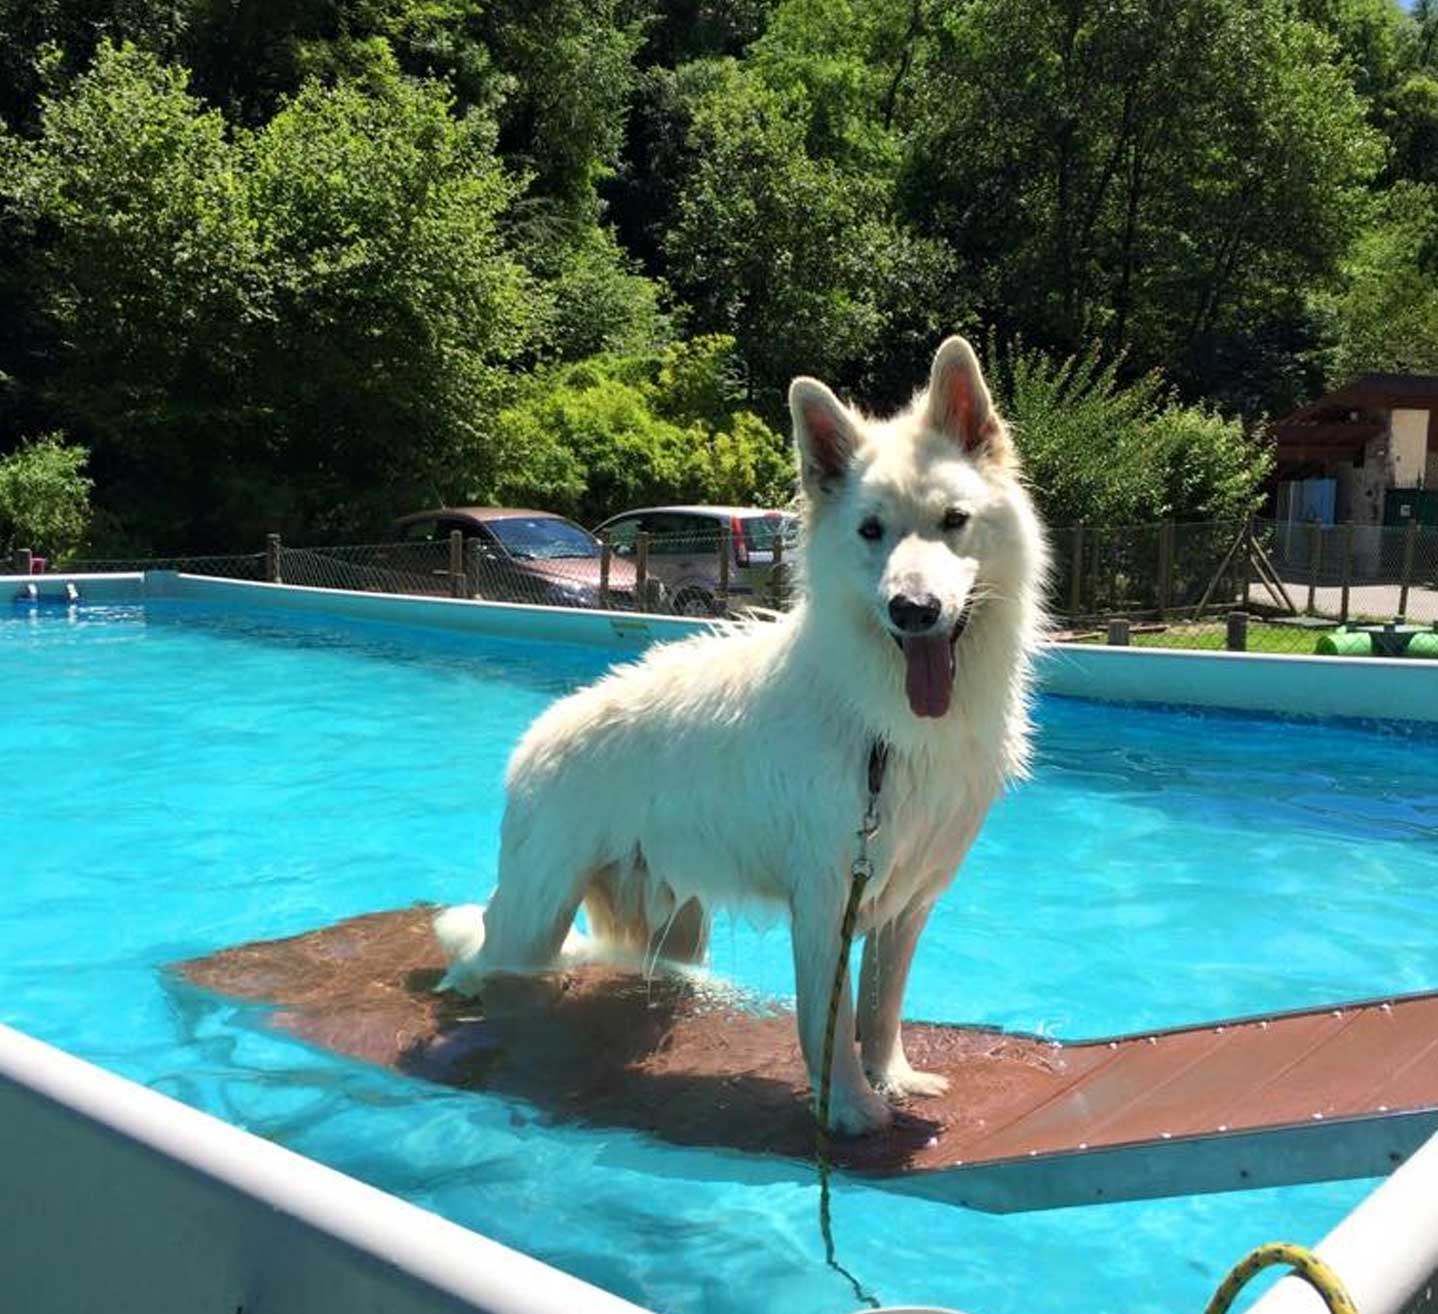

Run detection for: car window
[[486, 516, 600, 560], [602, 517, 641, 557], [398, 518, 440, 543], [741, 513, 798, 554], [646, 512, 716, 555]]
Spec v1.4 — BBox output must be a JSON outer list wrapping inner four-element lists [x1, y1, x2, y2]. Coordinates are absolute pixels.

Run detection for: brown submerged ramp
[[177, 907, 1438, 1212]]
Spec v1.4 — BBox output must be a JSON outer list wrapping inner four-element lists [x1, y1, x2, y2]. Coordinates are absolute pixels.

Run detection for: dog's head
[[790, 336, 1042, 721]]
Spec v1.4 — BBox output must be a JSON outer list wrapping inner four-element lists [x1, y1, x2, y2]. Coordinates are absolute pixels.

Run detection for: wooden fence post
[[1399, 516, 1418, 620], [1306, 521, 1322, 616], [465, 538, 482, 600], [1226, 611, 1248, 652], [1340, 522, 1354, 623], [1106, 617, 1130, 646], [1069, 525, 1084, 620], [770, 534, 786, 609], [448, 529, 465, 599], [11, 547, 32, 575], [717, 526, 731, 613], [598, 532, 611, 610], [635, 531, 650, 612], [1157, 520, 1175, 619], [265, 533, 281, 584], [1241, 516, 1254, 611]]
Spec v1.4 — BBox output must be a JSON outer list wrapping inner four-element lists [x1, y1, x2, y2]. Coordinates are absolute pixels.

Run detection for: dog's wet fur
[[435, 337, 1049, 1135]]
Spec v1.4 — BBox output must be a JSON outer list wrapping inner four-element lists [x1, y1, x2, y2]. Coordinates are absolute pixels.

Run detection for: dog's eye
[[941, 508, 970, 532], [857, 518, 884, 542]]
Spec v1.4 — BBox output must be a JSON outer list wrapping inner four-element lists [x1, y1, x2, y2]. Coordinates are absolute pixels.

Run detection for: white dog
[[436, 337, 1048, 1135]]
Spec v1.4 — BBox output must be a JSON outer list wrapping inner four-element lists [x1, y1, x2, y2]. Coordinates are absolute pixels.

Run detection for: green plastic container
[[1315, 629, 1373, 656], [1406, 632, 1438, 660]]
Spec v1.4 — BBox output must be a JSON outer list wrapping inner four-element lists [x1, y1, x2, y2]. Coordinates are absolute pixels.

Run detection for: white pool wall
[[0, 1022, 651, 1314], [1248, 1125, 1438, 1314], [143, 572, 1438, 723]]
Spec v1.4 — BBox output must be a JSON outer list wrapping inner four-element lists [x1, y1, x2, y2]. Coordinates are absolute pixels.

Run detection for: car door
[[387, 516, 449, 592], [462, 520, 530, 602], [646, 512, 724, 610]]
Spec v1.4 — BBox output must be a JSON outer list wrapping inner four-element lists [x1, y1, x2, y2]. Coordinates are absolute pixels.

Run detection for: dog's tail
[[434, 902, 487, 964]]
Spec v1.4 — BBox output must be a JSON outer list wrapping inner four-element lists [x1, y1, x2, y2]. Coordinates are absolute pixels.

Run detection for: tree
[[667, 63, 952, 417], [900, 0, 1383, 408], [1319, 182, 1438, 380], [0, 432, 93, 558], [1, 43, 536, 548]]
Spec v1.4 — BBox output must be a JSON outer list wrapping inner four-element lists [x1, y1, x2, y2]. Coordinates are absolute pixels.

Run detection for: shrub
[[0, 434, 93, 559]]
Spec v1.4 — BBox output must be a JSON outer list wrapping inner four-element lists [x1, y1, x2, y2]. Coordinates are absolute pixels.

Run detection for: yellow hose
[[1204, 1242, 1358, 1314]]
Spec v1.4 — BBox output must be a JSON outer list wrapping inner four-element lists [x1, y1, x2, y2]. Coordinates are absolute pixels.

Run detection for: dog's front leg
[[857, 899, 950, 1098], [790, 884, 893, 1136]]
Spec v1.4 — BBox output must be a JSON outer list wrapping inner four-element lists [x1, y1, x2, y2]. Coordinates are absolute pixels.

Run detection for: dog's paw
[[436, 960, 486, 998], [824, 1085, 895, 1137], [867, 1063, 950, 1100]]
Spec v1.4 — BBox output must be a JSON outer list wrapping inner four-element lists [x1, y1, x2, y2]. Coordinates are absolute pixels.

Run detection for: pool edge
[[0, 1021, 653, 1314]]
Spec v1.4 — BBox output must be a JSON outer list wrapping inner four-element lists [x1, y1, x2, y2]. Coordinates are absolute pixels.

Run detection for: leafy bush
[[0, 434, 93, 559], [994, 339, 1272, 528], [1, 42, 536, 547], [492, 337, 792, 524]]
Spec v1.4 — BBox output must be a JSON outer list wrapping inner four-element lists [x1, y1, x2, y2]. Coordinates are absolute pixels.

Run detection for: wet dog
[[436, 337, 1048, 1134]]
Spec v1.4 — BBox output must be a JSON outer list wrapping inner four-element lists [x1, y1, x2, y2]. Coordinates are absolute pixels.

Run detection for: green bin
[[1315, 629, 1373, 657], [1406, 632, 1438, 660]]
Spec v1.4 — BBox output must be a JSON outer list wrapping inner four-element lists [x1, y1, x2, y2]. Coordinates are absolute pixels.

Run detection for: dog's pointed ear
[[926, 336, 1011, 463], [791, 377, 859, 495]]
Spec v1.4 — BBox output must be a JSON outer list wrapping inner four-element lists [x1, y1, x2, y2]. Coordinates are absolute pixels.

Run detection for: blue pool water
[[5, 599, 1438, 1314]]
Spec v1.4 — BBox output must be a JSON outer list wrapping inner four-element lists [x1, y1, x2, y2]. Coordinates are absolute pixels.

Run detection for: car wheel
[[674, 587, 717, 617]]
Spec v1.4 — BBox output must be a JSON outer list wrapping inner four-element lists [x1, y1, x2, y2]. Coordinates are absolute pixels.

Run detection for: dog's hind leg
[[857, 898, 949, 1098], [439, 821, 592, 995], [790, 882, 892, 1136]]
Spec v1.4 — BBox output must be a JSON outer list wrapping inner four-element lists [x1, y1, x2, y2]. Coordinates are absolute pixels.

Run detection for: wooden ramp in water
[[177, 907, 1438, 1213]]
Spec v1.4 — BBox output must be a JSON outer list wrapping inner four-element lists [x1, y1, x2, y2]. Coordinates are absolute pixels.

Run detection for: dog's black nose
[[888, 593, 942, 633]]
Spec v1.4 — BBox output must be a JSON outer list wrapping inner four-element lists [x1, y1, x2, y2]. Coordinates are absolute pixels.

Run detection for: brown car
[[389, 508, 645, 609]]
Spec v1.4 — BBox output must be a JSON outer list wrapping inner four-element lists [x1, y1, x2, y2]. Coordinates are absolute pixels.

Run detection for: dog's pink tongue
[[902, 634, 955, 718]]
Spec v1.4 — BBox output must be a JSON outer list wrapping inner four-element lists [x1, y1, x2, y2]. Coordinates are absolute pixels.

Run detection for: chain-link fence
[[271, 529, 796, 617], [58, 551, 266, 580], [15, 516, 1438, 657], [1058, 517, 1438, 656]]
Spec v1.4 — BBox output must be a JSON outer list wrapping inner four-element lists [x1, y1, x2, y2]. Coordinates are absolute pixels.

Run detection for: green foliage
[[995, 340, 1271, 529], [900, 0, 1383, 405], [539, 225, 673, 362], [0, 0, 1433, 550], [244, 73, 535, 536], [666, 62, 948, 417], [1320, 182, 1438, 379], [494, 338, 791, 524], [0, 433, 93, 557], [1, 42, 535, 547]]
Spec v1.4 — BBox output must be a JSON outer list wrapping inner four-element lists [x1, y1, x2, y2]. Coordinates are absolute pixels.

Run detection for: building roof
[[1272, 373, 1438, 468]]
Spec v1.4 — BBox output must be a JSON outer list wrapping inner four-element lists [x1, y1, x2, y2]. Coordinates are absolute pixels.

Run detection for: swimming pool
[[5, 598, 1437, 1314]]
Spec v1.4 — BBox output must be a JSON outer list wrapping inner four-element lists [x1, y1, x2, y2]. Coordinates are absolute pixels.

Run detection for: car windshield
[[741, 513, 798, 553], [488, 516, 600, 560]]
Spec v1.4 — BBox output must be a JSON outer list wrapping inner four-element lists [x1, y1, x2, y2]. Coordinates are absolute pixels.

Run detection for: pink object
[[30, 557, 46, 574]]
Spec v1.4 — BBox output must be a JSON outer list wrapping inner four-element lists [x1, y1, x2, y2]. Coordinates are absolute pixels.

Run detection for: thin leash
[[811, 752, 1360, 1314], [814, 739, 888, 1311]]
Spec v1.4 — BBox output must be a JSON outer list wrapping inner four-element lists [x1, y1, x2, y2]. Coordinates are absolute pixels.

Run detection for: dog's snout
[[887, 593, 942, 633]]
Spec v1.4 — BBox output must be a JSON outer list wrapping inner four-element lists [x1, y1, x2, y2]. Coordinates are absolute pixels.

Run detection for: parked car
[[388, 508, 644, 609], [591, 506, 798, 616]]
